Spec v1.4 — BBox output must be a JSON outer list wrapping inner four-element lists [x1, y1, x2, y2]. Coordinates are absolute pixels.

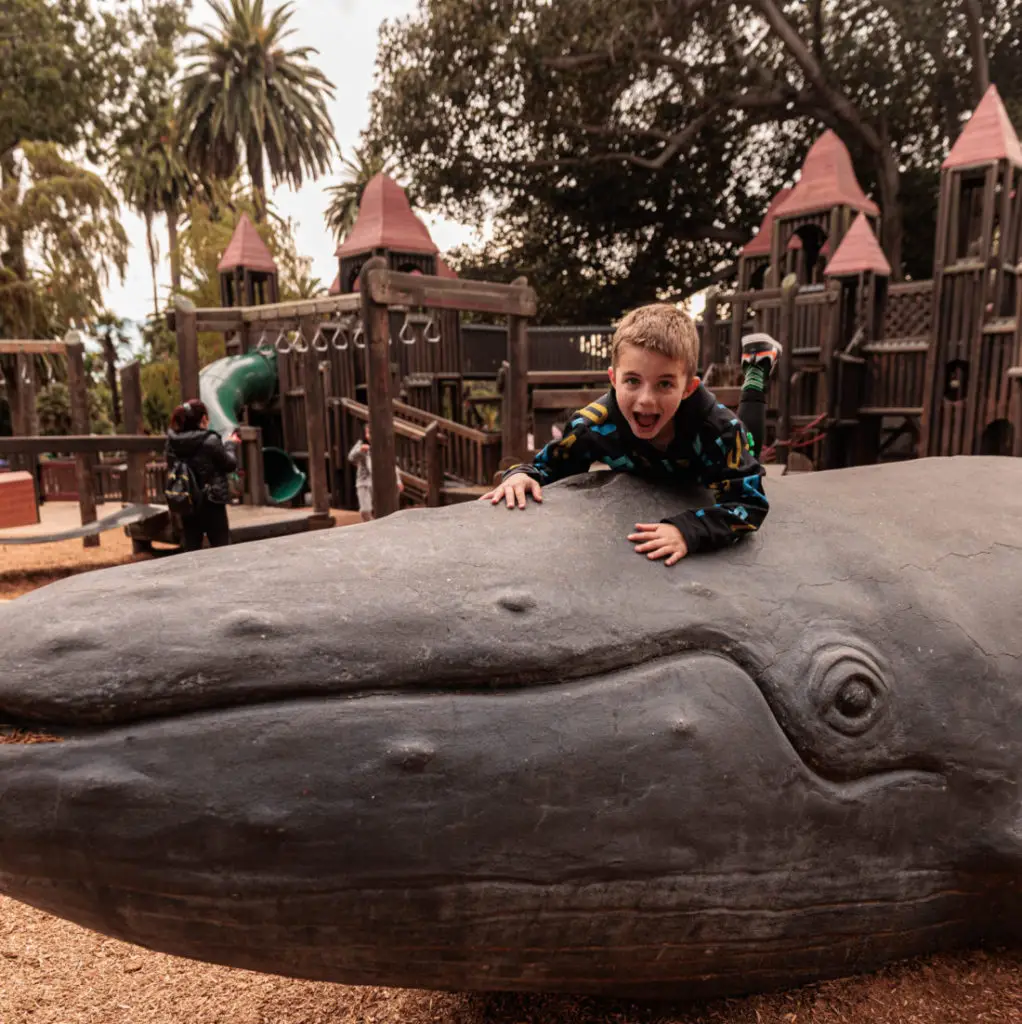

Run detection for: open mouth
[[632, 412, 660, 432]]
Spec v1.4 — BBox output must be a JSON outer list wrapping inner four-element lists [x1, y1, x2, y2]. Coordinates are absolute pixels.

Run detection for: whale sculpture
[[1, 455, 1020, 1000]]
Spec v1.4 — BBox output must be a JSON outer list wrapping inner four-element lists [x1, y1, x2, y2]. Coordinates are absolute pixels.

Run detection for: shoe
[[741, 334, 783, 380]]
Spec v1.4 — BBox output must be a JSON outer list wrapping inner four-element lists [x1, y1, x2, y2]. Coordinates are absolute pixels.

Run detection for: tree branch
[[747, 0, 884, 153], [961, 0, 990, 103]]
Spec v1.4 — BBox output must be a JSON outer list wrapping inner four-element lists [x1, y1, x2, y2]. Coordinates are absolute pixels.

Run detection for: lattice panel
[[884, 282, 933, 339]]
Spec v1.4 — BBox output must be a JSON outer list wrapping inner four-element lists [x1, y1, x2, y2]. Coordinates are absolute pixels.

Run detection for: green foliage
[[0, 142, 129, 337], [367, 0, 1022, 314], [35, 380, 113, 435], [177, 0, 338, 218], [140, 359, 180, 433]]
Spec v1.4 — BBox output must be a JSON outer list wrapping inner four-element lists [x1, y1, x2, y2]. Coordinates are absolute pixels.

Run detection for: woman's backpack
[[165, 458, 203, 515]]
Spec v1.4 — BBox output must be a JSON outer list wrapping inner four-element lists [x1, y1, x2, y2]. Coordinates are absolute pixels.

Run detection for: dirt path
[[2, 530, 1020, 1022]]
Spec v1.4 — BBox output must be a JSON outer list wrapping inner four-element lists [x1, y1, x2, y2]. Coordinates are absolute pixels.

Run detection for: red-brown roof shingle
[[775, 131, 879, 219], [824, 212, 891, 277], [335, 174, 439, 258], [943, 83, 1022, 169], [217, 213, 278, 274]]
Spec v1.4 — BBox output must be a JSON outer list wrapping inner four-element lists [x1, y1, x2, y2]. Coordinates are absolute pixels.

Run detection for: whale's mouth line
[[0, 638, 762, 736]]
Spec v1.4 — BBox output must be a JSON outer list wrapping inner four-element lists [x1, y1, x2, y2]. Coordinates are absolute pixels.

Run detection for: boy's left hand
[[628, 523, 688, 566]]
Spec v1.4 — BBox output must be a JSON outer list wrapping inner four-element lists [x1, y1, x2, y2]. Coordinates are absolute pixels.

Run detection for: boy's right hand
[[480, 473, 543, 509]]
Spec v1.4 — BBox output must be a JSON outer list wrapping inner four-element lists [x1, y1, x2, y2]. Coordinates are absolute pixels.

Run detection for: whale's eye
[[810, 645, 888, 737]]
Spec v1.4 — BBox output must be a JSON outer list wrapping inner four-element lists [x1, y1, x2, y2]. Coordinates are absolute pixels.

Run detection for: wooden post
[[424, 421, 443, 507], [237, 425, 266, 505], [507, 277, 530, 460], [174, 295, 200, 403], [15, 351, 38, 481], [360, 257, 399, 519], [776, 275, 800, 471], [65, 331, 100, 546], [300, 317, 332, 524], [119, 361, 147, 505], [701, 288, 719, 371]]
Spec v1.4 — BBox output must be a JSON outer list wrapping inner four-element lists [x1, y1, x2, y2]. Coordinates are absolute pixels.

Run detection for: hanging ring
[[313, 323, 330, 352], [399, 315, 416, 345], [291, 329, 309, 354], [333, 323, 349, 351], [424, 315, 441, 344], [274, 329, 292, 355], [353, 320, 366, 349]]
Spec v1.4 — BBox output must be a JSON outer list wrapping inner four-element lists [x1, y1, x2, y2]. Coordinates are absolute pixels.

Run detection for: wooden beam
[[361, 257, 399, 519], [775, 275, 800, 470], [241, 293, 362, 322], [526, 370, 610, 386], [237, 426, 266, 505], [0, 340, 65, 354], [0, 435, 166, 455], [506, 278, 531, 460], [65, 333, 100, 547], [174, 295, 200, 403], [424, 421, 443, 507], [367, 267, 538, 318], [531, 388, 607, 410], [119, 362, 147, 504]]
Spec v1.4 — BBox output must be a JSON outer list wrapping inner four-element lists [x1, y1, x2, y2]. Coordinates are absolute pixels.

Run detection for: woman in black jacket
[[165, 399, 238, 551]]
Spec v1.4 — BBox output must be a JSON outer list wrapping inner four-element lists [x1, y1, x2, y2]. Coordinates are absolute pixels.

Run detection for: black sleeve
[[205, 434, 238, 473], [500, 413, 601, 485], [663, 410, 769, 554]]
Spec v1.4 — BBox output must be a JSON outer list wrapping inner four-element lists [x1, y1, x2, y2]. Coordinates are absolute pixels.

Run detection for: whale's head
[[1, 456, 1020, 998]]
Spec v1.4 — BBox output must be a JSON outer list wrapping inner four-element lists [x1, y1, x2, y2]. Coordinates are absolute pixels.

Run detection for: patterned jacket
[[502, 385, 769, 554]]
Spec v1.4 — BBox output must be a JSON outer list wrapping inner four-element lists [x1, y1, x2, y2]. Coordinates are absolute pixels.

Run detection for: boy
[[481, 305, 781, 565]]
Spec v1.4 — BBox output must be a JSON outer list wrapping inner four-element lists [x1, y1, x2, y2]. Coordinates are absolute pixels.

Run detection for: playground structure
[[160, 84, 1021, 520], [1, 86, 1020, 540], [702, 83, 1022, 469]]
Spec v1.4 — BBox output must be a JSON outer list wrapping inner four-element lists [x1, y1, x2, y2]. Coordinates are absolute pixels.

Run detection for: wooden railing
[[392, 400, 501, 486], [332, 398, 443, 508]]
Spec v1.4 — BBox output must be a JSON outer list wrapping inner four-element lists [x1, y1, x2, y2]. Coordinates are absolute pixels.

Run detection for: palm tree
[[92, 311, 133, 428], [116, 115, 197, 310], [324, 146, 397, 242], [177, 0, 337, 222]]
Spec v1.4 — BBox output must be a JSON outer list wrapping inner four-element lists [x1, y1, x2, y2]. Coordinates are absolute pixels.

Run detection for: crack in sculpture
[[0, 456, 1020, 1000]]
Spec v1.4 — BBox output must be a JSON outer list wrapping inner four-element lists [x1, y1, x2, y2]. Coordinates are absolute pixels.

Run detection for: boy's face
[[608, 344, 694, 441]]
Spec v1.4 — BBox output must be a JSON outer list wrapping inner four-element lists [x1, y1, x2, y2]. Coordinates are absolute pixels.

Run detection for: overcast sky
[[104, 0, 475, 325]]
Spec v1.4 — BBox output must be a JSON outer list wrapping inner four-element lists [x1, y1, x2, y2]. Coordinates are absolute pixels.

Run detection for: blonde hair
[[611, 303, 699, 375]]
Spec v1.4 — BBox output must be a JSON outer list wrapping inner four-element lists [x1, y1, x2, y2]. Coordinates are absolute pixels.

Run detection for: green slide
[[199, 348, 307, 504]]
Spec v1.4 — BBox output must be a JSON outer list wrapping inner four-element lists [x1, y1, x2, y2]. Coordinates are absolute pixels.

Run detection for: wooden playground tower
[[703, 84, 1022, 468]]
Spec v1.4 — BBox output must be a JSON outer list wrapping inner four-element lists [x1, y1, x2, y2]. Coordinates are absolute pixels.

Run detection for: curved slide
[[200, 348, 307, 505]]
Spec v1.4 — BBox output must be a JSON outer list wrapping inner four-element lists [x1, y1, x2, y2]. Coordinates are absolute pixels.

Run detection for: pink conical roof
[[217, 213, 278, 273], [825, 213, 891, 277], [436, 255, 458, 279], [335, 174, 439, 258], [943, 84, 1022, 169], [774, 131, 879, 219], [741, 189, 793, 257], [328, 273, 341, 295]]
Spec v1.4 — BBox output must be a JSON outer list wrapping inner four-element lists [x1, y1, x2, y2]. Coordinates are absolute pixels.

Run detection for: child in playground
[[481, 305, 781, 564], [348, 422, 404, 522], [165, 399, 239, 551]]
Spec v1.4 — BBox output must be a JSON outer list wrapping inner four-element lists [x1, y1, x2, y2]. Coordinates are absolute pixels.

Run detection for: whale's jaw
[[0, 650, 976, 998]]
